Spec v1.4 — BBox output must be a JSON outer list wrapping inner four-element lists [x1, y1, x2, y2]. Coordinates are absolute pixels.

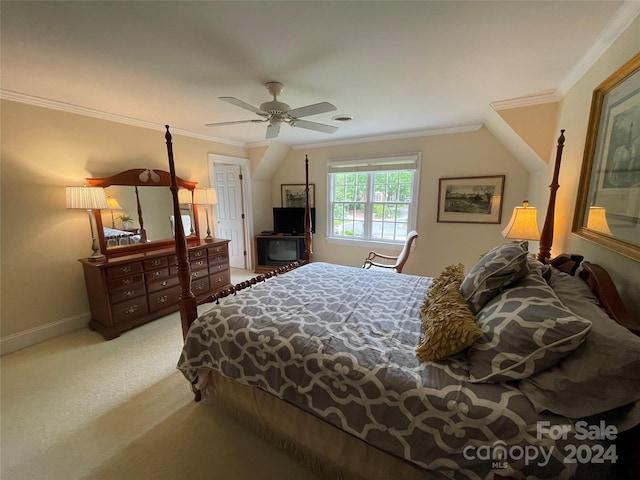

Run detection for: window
[[328, 153, 420, 243]]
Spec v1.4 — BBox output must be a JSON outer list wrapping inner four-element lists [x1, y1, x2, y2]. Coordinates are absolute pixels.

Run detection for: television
[[256, 237, 305, 266], [273, 207, 316, 235]]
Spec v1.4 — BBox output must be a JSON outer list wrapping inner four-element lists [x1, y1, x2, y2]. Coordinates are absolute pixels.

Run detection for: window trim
[[326, 152, 421, 245]]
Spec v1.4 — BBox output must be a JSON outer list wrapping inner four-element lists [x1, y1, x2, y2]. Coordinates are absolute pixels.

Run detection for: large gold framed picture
[[572, 52, 640, 262]]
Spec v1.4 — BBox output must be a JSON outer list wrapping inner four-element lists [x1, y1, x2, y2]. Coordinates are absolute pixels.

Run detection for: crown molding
[[290, 124, 483, 150], [490, 90, 560, 111], [559, 0, 640, 96], [0, 89, 246, 147]]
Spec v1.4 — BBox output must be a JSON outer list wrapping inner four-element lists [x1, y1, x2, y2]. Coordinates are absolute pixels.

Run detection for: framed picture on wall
[[572, 52, 640, 262], [437, 175, 505, 224], [281, 184, 315, 208]]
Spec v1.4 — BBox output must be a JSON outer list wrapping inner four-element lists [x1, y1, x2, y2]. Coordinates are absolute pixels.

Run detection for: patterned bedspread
[[178, 262, 587, 479]]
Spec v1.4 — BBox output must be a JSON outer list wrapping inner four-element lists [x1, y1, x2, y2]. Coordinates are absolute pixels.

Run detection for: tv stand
[[254, 234, 305, 274]]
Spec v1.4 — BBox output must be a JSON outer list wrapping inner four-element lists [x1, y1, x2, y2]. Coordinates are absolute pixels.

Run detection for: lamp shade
[[502, 201, 541, 241], [66, 186, 109, 210], [106, 197, 122, 210], [178, 189, 193, 205], [587, 206, 612, 235], [193, 187, 218, 205]]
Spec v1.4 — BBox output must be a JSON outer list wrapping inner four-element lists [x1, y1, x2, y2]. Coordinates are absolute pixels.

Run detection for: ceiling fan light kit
[[206, 81, 339, 139]]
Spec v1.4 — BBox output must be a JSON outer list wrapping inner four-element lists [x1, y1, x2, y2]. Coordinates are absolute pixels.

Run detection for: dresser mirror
[[87, 168, 199, 257]]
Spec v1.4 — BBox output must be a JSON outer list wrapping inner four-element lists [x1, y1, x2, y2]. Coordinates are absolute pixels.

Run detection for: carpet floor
[[1, 269, 319, 480]]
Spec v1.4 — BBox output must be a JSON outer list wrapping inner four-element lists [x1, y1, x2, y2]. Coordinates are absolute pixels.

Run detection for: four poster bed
[[164, 127, 640, 479]]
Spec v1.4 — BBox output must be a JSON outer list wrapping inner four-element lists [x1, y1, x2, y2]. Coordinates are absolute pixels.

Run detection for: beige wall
[[527, 17, 640, 313], [270, 127, 529, 277], [0, 100, 247, 339], [3, 17, 638, 345]]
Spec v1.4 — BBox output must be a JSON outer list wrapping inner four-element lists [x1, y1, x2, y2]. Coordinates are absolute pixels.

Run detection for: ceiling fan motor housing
[[259, 100, 290, 114]]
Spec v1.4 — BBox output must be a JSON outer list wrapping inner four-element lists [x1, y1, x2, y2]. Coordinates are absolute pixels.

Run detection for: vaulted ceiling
[[2, 1, 638, 147]]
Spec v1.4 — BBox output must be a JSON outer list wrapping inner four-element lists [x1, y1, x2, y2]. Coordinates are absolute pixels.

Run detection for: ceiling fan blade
[[291, 119, 338, 134], [205, 119, 265, 127], [219, 96, 267, 115], [266, 124, 281, 139], [287, 102, 337, 118]]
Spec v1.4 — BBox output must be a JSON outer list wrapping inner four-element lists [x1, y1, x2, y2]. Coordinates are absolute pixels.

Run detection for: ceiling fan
[[206, 81, 339, 139]]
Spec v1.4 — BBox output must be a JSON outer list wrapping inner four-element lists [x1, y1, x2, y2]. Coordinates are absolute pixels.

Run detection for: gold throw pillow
[[417, 265, 482, 362]]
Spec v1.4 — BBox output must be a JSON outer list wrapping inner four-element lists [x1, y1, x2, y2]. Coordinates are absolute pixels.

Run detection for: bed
[[102, 227, 142, 247], [164, 127, 640, 479]]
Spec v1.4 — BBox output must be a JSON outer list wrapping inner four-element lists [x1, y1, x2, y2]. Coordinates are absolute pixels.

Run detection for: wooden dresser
[[80, 238, 230, 339]]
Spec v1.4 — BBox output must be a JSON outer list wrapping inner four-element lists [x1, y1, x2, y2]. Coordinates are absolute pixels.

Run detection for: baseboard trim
[[0, 313, 90, 356]]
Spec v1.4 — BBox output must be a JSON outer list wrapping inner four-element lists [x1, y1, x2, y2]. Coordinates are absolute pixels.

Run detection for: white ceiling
[[1, 1, 638, 148]]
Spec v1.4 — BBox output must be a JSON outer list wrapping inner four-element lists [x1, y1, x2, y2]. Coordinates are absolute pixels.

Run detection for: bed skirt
[[202, 369, 448, 480]]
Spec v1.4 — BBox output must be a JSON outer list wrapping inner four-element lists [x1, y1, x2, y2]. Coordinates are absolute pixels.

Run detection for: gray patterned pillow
[[461, 241, 530, 314], [467, 270, 592, 383]]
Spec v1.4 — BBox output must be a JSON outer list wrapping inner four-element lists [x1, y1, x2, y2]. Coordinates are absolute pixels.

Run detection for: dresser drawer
[[106, 262, 143, 279], [148, 286, 181, 313], [147, 275, 180, 293], [190, 257, 208, 271], [111, 297, 149, 322], [192, 276, 210, 296], [109, 284, 146, 304], [210, 270, 230, 291], [209, 259, 229, 274], [107, 273, 144, 290], [189, 248, 208, 261], [144, 256, 168, 270], [190, 267, 208, 280], [145, 267, 170, 282], [207, 244, 228, 258]]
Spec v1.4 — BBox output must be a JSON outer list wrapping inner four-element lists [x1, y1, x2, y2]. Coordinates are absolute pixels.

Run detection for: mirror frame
[[572, 53, 640, 262], [87, 168, 199, 258]]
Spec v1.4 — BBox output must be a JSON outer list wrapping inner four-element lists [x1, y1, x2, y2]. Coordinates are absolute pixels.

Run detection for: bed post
[[165, 126, 198, 340], [537, 129, 565, 264], [303, 154, 313, 263]]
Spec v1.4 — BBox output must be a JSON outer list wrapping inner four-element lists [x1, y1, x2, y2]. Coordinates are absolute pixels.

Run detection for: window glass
[[328, 154, 419, 243]]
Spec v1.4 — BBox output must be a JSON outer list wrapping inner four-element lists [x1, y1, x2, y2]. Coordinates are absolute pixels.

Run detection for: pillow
[[519, 269, 640, 418], [420, 263, 465, 316], [461, 241, 530, 314], [416, 265, 482, 362], [467, 269, 592, 383]]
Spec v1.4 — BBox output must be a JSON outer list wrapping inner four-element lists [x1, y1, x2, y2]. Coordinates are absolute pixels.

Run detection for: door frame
[[208, 153, 254, 270]]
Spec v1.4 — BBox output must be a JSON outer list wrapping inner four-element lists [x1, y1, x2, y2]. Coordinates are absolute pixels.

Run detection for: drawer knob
[[124, 289, 135, 297], [153, 271, 161, 277], [121, 278, 133, 285], [161, 280, 168, 287], [152, 259, 161, 266], [120, 266, 132, 274], [156, 295, 168, 304], [124, 305, 139, 314]]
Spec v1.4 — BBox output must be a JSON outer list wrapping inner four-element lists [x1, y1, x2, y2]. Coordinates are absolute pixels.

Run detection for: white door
[[214, 164, 246, 268]]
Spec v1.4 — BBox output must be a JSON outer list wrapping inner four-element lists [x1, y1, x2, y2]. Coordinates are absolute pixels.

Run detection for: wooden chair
[[362, 230, 418, 273]]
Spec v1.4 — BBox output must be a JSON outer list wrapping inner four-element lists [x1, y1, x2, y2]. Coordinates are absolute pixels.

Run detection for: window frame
[[326, 153, 421, 248]]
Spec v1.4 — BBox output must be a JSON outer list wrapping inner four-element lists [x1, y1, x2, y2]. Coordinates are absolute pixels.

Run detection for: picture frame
[[281, 183, 315, 208], [437, 175, 505, 224], [572, 52, 640, 262]]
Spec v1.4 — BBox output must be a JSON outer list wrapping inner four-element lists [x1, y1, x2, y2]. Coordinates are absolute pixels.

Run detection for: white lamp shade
[[193, 187, 218, 205], [106, 197, 122, 210], [178, 189, 193, 205], [502, 203, 540, 240], [587, 206, 612, 235], [66, 186, 109, 210]]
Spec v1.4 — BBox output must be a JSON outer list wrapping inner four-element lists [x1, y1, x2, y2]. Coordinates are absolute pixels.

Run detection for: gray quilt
[[178, 262, 598, 479]]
